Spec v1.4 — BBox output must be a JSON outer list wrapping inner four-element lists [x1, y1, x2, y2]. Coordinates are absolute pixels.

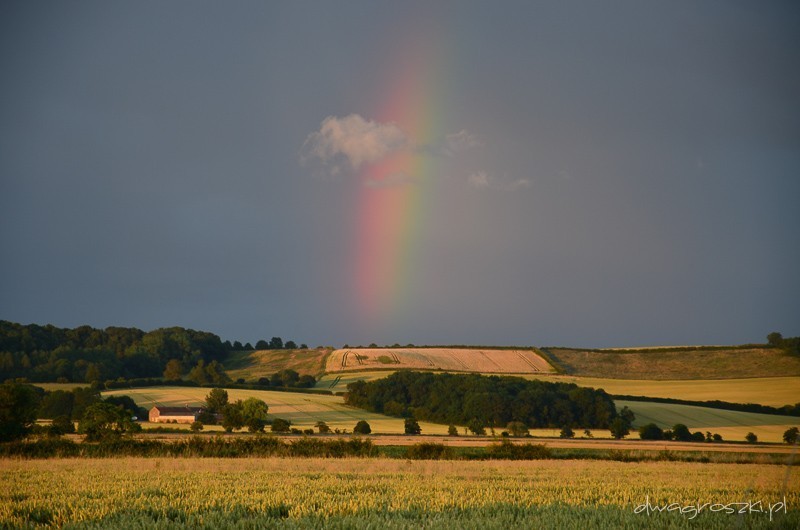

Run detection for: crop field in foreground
[[2, 458, 797, 529]]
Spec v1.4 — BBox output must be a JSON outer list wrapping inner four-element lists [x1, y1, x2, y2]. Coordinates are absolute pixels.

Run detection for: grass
[[223, 348, 332, 381], [1, 458, 797, 528], [543, 346, 800, 379]]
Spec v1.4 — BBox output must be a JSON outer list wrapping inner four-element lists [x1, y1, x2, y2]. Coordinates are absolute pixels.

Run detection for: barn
[[148, 405, 204, 424]]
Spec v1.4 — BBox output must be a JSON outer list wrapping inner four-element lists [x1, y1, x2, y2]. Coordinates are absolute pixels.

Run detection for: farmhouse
[[148, 405, 204, 424]]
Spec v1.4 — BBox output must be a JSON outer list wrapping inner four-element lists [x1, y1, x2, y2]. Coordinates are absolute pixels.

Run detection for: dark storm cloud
[[1, 1, 798, 347]]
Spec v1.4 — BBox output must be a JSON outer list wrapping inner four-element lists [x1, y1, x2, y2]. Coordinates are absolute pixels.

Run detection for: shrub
[[190, 421, 203, 432], [487, 439, 550, 460], [507, 421, 529, 437], [467, 419, 486, 436], [783, 426, 799, 444], [404, 418, 421, 435], [448, 424, 458, 436], [353, 420, 371, 435], [745, 432, 758, 444], [406, 443, 453, 460], [271, 418, 291, 433], [559, 426, 575, 439], [671, 424, 692, 442], [638, 423, 664, 440]]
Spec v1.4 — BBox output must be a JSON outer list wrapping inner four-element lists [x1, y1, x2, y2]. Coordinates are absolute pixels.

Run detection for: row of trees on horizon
[[0, 320, 306, 384]]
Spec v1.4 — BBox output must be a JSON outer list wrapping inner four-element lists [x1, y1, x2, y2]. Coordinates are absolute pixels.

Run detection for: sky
[[1, 1, 798, 348]]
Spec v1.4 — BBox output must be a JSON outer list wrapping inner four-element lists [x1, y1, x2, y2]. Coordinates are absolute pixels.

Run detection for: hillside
[[224, 348, 332, 381], [542, 346, 800, 379]]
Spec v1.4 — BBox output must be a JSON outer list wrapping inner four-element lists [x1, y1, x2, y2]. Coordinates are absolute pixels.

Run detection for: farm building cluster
[[148, 405, 205, 424]]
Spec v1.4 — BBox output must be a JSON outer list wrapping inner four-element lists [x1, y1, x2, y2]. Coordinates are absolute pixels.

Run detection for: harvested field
[[325, 348, 554, 374]]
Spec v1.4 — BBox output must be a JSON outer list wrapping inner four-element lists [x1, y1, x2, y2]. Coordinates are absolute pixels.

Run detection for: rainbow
[[353, 33, 449, 336]]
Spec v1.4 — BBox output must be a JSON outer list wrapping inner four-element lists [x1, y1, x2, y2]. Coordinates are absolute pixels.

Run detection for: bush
[[507, 421, 529, 437], [271, 418, 291, 433], [353, 420, 371, 435], [638, 423, 664, 440], [745, 432, 758, 444], [448, 425, 458, 436], [487, 439, 551, 460], [404, 418, 421, 435], [783, 426, 799, 444], [671, 424, 692, 442], [467, 419, 486, 436], [406, 443, 452, 460], [559, 426, 575, 439], [190, 421, 203, 432]]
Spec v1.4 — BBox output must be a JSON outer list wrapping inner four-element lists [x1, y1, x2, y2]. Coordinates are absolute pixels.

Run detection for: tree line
[[345, 371, 618, 430], [0, 321, 305, 384]]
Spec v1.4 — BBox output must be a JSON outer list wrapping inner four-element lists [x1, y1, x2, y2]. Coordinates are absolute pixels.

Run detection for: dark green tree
[[315, 421, 330, 434], [78, 402, 140, 441], [353, 420, 372, 434], [671, 424, 692, 442], [404, 417, 421, 435], [221, 401, 245, 432], [638, 423, 664, 440], [745, 432, 758, 444], [767, 332, 784, 347], [560, 426, 575, 439], [241, 397, 269, 433], [448, 424, 458, 436], [205, 388, 229, 413], [609, 417, 630, 439], [467, 418, 486, 435], [163, 359, 183, 381], [269, 337, 283, 349], [271, 418, 291, 433], [0, 382, 41, 441], [783, 426, 799, 444], [506, 421, 529, 437]]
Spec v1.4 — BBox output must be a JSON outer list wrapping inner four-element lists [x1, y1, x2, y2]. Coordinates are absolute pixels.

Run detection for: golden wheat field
[[325, 348, 554, 374], [1, 457, 796, 529]]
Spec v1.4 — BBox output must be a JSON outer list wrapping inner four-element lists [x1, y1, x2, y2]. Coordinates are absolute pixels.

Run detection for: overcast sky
[[1, 1, 798, 348]]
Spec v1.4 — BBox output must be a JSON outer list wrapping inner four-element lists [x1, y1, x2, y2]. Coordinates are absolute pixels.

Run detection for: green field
[[618, 400, 799, 443], [2, 458, 796, 529]]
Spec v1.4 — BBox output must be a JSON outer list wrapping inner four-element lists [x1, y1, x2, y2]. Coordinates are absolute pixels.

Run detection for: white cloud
[[302, 114, 409, 172], [468, 172, 531, 191], [509, 178, 532, 190], [444, 130, 482, 155], [468, 171, 490, 189]]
